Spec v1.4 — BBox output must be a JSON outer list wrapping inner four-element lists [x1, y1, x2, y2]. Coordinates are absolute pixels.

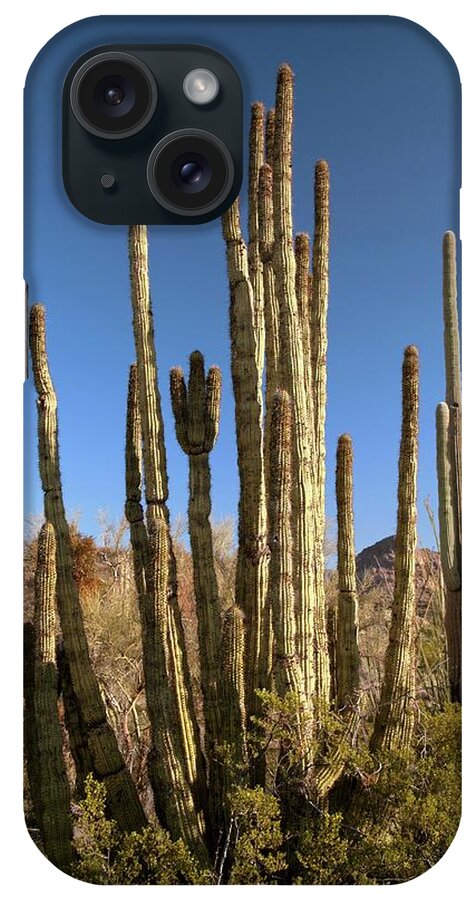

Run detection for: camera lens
[[104, 86, 124, 106], [147, 130, 234, 216], [180, 161, 202, 186], [70, 52, 157, 139]]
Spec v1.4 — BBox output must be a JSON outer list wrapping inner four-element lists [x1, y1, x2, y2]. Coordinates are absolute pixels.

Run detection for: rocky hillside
[[356, 535, 442, 616]]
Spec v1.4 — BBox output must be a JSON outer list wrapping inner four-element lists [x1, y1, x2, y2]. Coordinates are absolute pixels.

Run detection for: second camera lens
[[147, 130, 234, 216]]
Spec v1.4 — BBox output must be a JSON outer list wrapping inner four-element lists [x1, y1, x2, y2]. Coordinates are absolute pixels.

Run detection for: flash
[[183, 68, 219, 105]]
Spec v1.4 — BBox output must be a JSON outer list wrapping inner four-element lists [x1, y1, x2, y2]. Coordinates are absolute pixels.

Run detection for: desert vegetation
[[24, 64, 461, 884]]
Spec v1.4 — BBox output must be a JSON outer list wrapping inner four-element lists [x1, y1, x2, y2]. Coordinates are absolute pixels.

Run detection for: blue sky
[[24, 16, 460, 553]]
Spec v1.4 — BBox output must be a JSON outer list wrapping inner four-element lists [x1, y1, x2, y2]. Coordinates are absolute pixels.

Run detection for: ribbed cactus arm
[[128, 224, 169, 518], [248, 102, 266, 381], [170, 351, 225, 834], [272, 65, 328, 706], [220, 605, 248, 796], [443, 231, 461, 410], [33, 523, 72, 872], [436, 402, 460, 592], [335, 434, 360, 709], [127, 228, 209, 851], [371, 347, 419, 753], [146, 520, 209, 865], [438, 231, 462, 704], [222, 199, 269, 737], [29, 304, 146, 834]]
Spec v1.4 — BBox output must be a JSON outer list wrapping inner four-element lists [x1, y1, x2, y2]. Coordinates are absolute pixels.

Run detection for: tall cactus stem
[[170, 353, 227, 833], [222, 200, 269, 747], [220, 605, 248, 796], [436, 402, 461, 702], [128, 226, 209, 848], [439, 230, 462, 703], [265, 108, 275, 163], [272, 64, 327, 706], [248, 102, 266, 381], [33, 523, 72, 872], [29, 303, 146, 833], [371, 346, 419, 753], [335, 435, 360, 709], [311, 158, 331, 714], [268, 389, 311, 760], [147, 520, 209, 863]]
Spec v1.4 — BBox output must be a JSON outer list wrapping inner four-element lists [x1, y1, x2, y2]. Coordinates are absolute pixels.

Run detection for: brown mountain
[[356, 535, 442, 616]]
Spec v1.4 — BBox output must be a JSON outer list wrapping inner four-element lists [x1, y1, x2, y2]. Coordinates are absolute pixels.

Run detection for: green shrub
[[72, 774, 212, 885], [294, 812, 349, 884], [345, 704, 461, 884], [228, 786, 287, 884]]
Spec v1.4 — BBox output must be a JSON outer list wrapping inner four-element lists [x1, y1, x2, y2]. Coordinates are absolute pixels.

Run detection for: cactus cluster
[[24, 62, 459, 878]]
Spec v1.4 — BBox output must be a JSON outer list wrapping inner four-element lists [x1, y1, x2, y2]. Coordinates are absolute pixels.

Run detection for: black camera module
[[147, 129, 234, 216], [63, 45, 243, 223], [70, 51, 158, 139]]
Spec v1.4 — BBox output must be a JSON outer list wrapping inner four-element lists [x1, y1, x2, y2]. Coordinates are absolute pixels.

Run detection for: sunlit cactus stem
[[438, 230, 461, 703], [436, 402, 461, 703], [265, 108, 275, 163], [371, 346, 419, 753], [335, 434, 360, 708], [170, 351, 227, 834], [222, 199, 269, 756], [311, 157, 331, 714], [220, 605, 248, 796], [248, 102, 266, 380], [128, 226, 209, 857], [272, 64, 328, 707], [29, 303, 146, 833], [33, 523, 72, 872], [268, 389, 311, 762]]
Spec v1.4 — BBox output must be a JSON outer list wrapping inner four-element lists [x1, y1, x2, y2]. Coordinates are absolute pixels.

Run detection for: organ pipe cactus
[[259, 162, 280, 511], [33, 523, 72, 872], [169, 352, 225, 834], [311, 159, 331, 707], [24, 621, 42, 830], [267, 388, 312, 794], [268, 390, 308, 714], [29, 304, 146, 833], [271, 65, 329, 706], [437, 231, 462, 703], [222, 195, 270, 748], [27, 63, 448, 874], [220, 605, 248, 794], [371, 347, 419, 753], [126, 230, 209, 859], [248, 102, 266, 380], [335, 434, 360, 709]]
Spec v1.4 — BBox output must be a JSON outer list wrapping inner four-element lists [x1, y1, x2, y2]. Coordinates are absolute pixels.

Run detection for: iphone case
[[24, 15, 461, 885]]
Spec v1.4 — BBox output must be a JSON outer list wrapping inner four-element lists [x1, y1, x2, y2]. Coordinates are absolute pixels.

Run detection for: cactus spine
[[29, 304, 146, 833], [33, 523, 72, 872], [127, 228, 209, 859], [371, 347, 419, 753], [170, 353, 225, 832], [437, 231, 461, 703], [335, 435, 360, 709]]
